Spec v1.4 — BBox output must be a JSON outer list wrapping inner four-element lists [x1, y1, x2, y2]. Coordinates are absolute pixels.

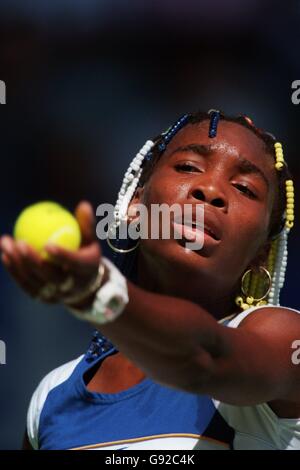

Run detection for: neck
[[136, 249, 240, 321]]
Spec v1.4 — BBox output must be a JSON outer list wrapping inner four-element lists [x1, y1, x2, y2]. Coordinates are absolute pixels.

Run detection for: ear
[[127, 186, 145, 220], [249, 240, 272, 271]]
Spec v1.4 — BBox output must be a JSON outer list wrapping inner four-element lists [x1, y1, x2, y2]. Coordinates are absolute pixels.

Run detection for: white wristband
[[68, 257, 129, 325]]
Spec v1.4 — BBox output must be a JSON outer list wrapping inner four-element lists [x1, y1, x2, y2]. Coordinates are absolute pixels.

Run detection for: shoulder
[[228, 305, 300, 332], [26, 355, 83, 450], [229, 305, 300, 403]]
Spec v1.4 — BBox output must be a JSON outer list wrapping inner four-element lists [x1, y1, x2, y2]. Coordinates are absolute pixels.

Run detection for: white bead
[[130, 163, 139, 171]]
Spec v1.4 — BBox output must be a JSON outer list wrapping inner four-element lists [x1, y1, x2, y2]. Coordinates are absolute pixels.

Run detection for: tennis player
[[1, 110, 299, 450]]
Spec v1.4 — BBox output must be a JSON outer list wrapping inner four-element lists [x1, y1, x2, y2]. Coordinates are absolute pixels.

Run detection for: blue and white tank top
[[27, 305, 300, 450]]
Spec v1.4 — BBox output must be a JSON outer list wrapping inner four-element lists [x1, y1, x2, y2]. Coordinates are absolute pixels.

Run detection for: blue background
[[0, 0, 299, 449]]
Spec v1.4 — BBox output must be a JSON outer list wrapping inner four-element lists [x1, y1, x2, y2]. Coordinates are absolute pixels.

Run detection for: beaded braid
[[113, 139, 155, 225], [113, 114, 189, 227], [235, 136, 294, 310], [108, 111, 295, 310]]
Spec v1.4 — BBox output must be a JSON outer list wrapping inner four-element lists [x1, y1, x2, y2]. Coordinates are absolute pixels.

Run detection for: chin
[[140, 238, 216, 273]]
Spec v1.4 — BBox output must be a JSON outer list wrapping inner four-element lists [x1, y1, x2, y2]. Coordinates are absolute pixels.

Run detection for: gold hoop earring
[[106, 221, 140, 254], [235, 266, 272, 310], [241, 266, 271, 301]]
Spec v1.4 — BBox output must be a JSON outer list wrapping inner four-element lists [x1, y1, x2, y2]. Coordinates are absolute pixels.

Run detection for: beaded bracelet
[[66, 257, 129, 325]]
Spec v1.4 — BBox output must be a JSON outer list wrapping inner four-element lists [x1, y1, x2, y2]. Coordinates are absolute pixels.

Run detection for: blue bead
[[158, 141, 166, 152], [85, 330, 116, 362], [209, 111, 220, 138], [159, 114, 189, 149]]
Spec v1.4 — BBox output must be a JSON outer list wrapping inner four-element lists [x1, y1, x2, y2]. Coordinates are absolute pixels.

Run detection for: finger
[[2, 250, 64, 304], [75, 201, 96, 246], [13, 242, 45, 290], [45, 241, 101, 274], [1, 250, 40, 297], [1, 236, 67, 284], [15, 241, 48, 283], [1, 236, 41, 293], [0, 235, 15, 254], [1, 252, 11, 268], [1, 236, 24, 270], [1, 238, 65, 303], [18, 242, 66, 286], [1, 237, 44, 291], [19, 241, 67, 284]]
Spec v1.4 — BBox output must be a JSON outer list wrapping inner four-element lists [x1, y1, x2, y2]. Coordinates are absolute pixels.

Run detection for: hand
[[0, 201, 101, 304]]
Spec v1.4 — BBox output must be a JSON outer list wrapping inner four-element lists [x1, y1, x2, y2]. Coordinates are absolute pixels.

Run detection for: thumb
[[75, 201, 96, 246]]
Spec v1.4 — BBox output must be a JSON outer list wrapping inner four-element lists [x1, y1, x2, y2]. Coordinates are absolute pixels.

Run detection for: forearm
[[99, 282, 293, 404], [100, 290, 292, 404]]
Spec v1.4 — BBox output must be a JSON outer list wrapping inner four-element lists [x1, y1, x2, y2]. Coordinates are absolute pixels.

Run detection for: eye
[[233, 183, 257, 199], [175, 163, 202, 173]]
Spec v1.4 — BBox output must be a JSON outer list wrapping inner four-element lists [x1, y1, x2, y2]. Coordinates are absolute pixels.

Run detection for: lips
[[173, 207, 222, 242]]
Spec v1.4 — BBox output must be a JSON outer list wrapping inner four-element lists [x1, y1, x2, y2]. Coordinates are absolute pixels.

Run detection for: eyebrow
[[169, 143, 270, 190]]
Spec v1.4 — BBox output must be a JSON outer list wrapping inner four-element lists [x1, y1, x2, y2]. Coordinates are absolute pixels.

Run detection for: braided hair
[[107, 110, 295, 309]]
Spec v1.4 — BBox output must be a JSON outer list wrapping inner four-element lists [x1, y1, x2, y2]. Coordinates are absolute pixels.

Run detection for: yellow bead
[[242, 303, 249, 310], [287, 198, 294, 204], [287, 215, 294, 221], [286, 191, 294, 198], [275, 162, 284, 170], [246, 296, 254, 305], [286, 203, 294, 209], [286, 220, 294, 228], [235, 296, 243, 306], [286, 180, 293, 186], [276, 151, 284, 157], [286, 209, 294, 215], [274, 143, 282, 149]]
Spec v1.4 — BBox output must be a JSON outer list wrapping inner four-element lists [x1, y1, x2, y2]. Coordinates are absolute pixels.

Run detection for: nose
[[189, 177, 228, 211]]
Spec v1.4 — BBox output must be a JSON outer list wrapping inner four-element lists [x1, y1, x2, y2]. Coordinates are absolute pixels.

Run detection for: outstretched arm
[[99, 280, 300, 407], [1, 201, 299, 407]]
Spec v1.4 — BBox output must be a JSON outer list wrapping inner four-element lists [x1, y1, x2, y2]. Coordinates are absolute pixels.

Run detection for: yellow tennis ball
[[14, 201, 81, 259]]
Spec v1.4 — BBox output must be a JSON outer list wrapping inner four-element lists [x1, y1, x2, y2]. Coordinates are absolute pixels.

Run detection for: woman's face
[[132, 120, 278, 295]]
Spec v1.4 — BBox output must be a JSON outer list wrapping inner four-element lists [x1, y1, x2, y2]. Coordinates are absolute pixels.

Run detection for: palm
[[0, 201, 102, 303]]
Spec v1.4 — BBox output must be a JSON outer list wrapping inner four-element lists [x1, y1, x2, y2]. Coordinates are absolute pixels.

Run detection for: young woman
[[1, 110, 299, 450]]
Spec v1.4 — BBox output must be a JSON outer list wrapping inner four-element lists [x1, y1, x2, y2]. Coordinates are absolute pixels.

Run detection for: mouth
[[183, 222, 218, 241], [200, 223, 220, 241], [173, 211, 222, 243]]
